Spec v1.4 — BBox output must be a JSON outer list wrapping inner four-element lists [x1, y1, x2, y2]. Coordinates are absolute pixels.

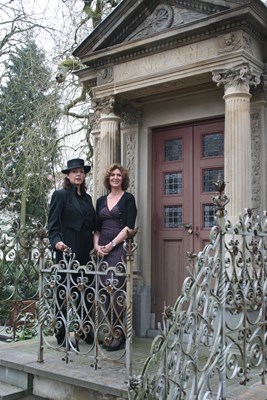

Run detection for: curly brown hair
[[103, 164, 129, 191]]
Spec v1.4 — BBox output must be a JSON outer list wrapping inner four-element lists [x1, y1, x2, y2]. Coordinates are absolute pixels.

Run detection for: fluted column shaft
[[99, 113, 121, 192], [212, 63, 260, 219], [90, 96, 121, 198], [223, 86, 252, 217]]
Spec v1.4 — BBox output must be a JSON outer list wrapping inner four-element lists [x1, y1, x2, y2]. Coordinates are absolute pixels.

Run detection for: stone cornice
[[78, 16, 265, 71]]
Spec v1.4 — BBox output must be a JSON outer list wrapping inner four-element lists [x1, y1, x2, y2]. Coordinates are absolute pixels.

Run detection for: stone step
[[0, 382, 28, 400]]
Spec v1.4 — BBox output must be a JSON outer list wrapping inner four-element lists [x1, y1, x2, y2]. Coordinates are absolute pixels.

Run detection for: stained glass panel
[[165, 139, 182, 161], [203, 133, 224, 157], [203, 169, 224, 192], [164, 172, 182, 195], [203, 204, 216, 227], [164, 206, 182, 228]]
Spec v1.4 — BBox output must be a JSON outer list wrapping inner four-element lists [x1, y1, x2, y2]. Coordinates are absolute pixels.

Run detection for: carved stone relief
[[93, 135, 102, 199], [242, 32, 253, 54], [171, 5, 209, 26], [96, 66, 113, 85], [126, 1, 226, 42], [250, 111, 261, 209], [218, 32, 241, 53], [124, 132, 137, 196], [262, 65, 267, 91], [218, 32, 253, 55], [117, 100, 143, 128], [127, 4, 174, 41], [90, 99, 101, 131]]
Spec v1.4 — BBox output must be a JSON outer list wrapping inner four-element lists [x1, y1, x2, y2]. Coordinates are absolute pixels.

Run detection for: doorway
[[151, 119, 224, 323]]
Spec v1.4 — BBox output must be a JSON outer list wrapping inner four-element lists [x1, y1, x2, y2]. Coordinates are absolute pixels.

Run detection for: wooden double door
[[151, 119, 224, 323]]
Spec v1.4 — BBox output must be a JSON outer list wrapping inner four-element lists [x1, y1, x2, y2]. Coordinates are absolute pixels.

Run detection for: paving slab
[[0, 336, 266, 399]]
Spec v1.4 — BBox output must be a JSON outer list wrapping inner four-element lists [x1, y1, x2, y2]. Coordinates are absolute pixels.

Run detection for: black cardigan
[[95, 191, 137, 232]]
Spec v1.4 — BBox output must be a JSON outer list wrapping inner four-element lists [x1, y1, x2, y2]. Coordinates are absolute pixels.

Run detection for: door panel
[[193, 121, 224, 251], [151, 120, 224, 323]]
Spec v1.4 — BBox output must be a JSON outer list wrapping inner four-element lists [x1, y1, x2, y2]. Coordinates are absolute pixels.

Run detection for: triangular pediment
[[125, 2, 226, 42], [73, 0, 256, 60]]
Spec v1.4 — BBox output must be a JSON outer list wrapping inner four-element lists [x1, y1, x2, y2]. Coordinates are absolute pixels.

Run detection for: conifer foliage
[[0, 39, 60, 225]]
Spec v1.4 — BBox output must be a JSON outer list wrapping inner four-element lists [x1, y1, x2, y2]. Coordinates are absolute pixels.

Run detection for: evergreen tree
[[0, 38, 60, 225]]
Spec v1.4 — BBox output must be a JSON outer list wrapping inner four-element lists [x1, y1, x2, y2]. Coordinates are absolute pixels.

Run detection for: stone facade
[[73, 0, 267, 336]]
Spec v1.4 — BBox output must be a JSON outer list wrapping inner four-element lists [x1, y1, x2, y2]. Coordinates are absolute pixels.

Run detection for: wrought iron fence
[[129, 189, 267, 399], [37, 234, 137, 379], [0, 222, 47, 341], [0, 221, 137, 378]]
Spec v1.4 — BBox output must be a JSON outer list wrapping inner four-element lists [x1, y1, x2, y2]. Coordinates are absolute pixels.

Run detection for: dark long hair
[[63, 177, 87, 191]]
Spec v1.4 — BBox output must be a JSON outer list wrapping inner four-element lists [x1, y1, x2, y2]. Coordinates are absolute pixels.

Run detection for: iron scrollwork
[[129, 184, 267, 399]]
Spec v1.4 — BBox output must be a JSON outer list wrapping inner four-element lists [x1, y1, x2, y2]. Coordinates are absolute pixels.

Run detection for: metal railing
[[0, 222, 44, 341], [129, 188, 267, 399], [0, 222, 137, 379], [37, 233, 137, 379], [1, 188, 267, 397]]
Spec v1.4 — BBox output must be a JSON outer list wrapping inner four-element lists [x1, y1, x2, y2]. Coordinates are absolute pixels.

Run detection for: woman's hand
[[55, 241, 69, 252], [95, 244, 110, 257]]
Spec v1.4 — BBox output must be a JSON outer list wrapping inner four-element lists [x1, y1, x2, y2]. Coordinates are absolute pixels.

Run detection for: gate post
[[124, 233, 138, 379], [213, 182, 230, 399], [37, 226, 47, 363]]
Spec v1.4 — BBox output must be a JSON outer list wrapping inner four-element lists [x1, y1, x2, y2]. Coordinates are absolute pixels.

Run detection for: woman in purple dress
[[94, 164, 137, 351]]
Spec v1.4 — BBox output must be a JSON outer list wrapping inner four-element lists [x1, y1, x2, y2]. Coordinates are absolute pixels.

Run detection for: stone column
[[212, 63, 260, 219], [99, 113, 121, 173], [91, 95, 121, 197]]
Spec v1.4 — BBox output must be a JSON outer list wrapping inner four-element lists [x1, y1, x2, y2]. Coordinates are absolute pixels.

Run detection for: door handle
[[181, 223, 193, 234]]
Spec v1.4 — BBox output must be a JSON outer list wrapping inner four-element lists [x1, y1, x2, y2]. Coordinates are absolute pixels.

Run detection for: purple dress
[[98, 204, 126, 266]]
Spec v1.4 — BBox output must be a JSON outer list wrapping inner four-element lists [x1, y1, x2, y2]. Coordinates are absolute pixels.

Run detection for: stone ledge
[[0, 381, 28, 400]]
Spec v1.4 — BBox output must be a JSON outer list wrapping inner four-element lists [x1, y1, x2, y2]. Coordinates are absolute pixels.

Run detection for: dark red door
[[151, 119, 224, 323]]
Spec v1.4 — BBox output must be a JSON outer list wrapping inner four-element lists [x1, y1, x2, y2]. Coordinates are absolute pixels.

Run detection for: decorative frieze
[[114, 39, 218, 82]]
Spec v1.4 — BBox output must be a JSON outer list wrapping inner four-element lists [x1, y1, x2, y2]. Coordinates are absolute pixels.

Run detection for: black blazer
[[48, 186, 96, 250], [95, 191, 137, 232]]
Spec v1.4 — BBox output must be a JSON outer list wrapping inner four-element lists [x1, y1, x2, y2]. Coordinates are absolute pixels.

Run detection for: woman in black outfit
[[94, 163, 137, 351], [48, 158, 96, 349]]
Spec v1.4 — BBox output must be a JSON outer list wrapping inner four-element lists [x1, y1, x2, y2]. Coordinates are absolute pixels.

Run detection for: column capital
[[91, 95, 120, 130], [212, 63, 261, 95], [91, 95, 117, 115], [116, 99, 143, 127]]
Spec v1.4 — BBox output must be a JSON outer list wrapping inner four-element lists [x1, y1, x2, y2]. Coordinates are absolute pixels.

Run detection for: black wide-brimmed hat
[[61, 158, 91, 174]]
